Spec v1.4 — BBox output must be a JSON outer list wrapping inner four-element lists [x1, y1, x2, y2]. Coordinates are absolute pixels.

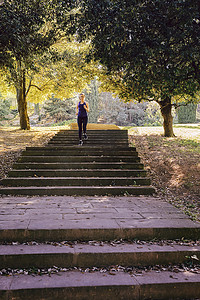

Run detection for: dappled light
[[129, 127, 200, 221]]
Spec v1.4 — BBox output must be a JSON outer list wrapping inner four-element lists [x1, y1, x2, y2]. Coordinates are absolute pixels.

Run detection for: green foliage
[[84, 78, 99, 123], [99, 92, 163, 126], [0, 0, 79, 129], [177, 103, 197, 123], [43, 95, 76, 123], [79, 0, 200, 101], [99, 93, 128, 126], [0, 96, 17, 121], [0, 99, 11, 120], [79, 0, 200, 136], [0, 0, 78, 69]]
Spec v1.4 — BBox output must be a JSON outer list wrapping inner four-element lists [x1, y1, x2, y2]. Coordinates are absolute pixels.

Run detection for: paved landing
[[0, 195, 199, 240]]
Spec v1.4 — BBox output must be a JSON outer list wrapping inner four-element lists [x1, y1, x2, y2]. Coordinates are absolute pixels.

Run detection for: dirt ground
[[0, 126, 64, 180], [0, 125, 199, 222], [129, 126, 200, 222]]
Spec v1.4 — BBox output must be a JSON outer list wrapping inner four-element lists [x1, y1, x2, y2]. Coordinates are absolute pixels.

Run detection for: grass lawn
[[0, 124, 199, 222]]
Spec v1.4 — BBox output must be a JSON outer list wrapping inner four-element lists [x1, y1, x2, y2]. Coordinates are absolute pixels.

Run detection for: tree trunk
[[17, 67, 30, 130], [159, 96, 175, 137]]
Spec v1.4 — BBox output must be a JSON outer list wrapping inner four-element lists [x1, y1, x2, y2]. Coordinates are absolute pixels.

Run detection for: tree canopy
[[78, 0, 200, 136], [0, 0, 79, 129]]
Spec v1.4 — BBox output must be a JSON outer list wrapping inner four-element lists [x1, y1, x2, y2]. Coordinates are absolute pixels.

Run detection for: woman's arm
[[84, 102, 89, 112]]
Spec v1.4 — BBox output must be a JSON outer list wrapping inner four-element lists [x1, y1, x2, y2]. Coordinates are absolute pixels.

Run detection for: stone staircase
[[0, 129, 155, 196], [0, 129, 200, 299]]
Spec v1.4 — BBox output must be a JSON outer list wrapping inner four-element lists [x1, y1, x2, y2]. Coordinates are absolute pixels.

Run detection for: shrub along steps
[[0, 129, 155, 196]]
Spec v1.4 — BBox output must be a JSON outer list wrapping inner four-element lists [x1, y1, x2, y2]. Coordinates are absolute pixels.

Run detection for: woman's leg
[[77, 116, 83, 140], [83, 116, 88, 134]]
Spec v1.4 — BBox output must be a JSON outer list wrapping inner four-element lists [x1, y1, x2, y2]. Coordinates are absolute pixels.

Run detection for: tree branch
[[25, 79, 32, 97], [29, 84, 43, 91]]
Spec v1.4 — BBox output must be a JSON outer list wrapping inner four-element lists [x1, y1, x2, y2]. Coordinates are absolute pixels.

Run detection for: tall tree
[[79, 0, 200, 136], [0, 0, 78, 129]]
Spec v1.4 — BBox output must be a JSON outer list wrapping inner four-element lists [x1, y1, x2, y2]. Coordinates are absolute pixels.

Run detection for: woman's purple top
[[78, 101, 87, 118]]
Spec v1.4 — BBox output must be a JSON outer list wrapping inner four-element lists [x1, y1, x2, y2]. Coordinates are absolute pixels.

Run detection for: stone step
[[58, 129, 127, 134], [12, 162, 144, 170], [52, 134, 128, 139], [1, 177, 150, 187], [48, 141, 129, 146], [52, 137, 129, 143], [18, 156, 140, 163], [7, 169, 147, 177], [0, 186, 155, 196], [0, 270, 199, 300], [0, 243, 199, 269], [1, 222, 199, 243], [22, 149, 138, 156], [26, 145, 136, 150]]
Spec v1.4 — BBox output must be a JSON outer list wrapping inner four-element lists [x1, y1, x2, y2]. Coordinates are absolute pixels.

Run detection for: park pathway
[[0, 128, 200, 299]]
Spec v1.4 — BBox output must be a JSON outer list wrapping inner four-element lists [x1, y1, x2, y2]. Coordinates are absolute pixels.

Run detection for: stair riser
[[0, 186, 154, 196], [1, 282, 200, 300], [1, 250, 198, 269], [22, 151, 138, 156], [19, 157, 140, 163], [57, 131, 128, 135], [13, 163, 143, 170], [48, 142, 129, 146], [51, 139, 128, 143], [8, 170, 147, 177], [1, 178, 150, 187], [52, 134, 128, 138], [0, 228, 199, 243], [1, 279, 199, 300]]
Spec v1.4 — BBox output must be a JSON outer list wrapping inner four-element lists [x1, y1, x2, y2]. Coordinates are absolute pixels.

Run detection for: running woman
[[76, 93, 89, 145]]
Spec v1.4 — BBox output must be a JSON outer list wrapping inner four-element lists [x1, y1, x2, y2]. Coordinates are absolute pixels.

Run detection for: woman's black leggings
[[77, 116, 88, 140]]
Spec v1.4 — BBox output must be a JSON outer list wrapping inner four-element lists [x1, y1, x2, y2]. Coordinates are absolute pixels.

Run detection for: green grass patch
[[174, 125, 200, 130]]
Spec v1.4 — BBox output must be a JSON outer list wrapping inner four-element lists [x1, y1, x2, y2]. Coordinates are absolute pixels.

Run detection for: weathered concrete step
[[51, 136, 128, 144], [7, 169, 147, 177], [26, 145, 136, 151], [47, 143, 130, 147], [0, 270, 199, 300], [1, 224, 199, 243], [48, 141, 129, 146], [52, 134, 128, 139], [12, 162, 143, 170], [22, 149, 138, 156], [58, 129, 127, 134], [1, 177, 150, 187], [56, 133, 128, 136], [18, 156, 140, 163], [1, 243, 199, 269], [0, 186, 155, 196]]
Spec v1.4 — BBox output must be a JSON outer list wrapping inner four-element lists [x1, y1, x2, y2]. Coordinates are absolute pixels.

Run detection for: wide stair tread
[[1, 242, 200, 300], [1, 243, 200, 268]]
